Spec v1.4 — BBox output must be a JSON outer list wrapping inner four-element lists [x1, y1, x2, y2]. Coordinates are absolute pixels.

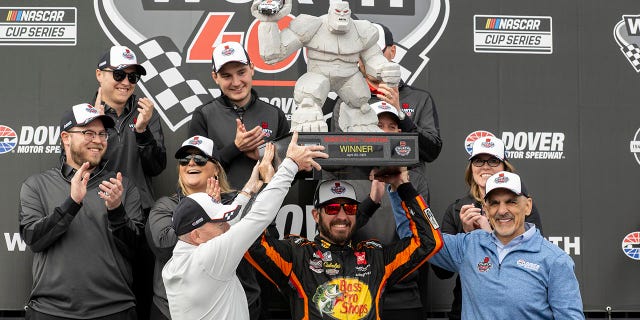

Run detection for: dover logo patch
[[614, 14, 640, 72], [311, 278, 372, 319], [94, 0, 449, 131]]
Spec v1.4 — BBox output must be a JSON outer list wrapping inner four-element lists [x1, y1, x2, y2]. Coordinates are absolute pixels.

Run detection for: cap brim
[[112, 64, 147, 76]]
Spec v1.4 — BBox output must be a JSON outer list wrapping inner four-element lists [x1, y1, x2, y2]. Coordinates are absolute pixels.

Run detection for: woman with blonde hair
[[145, 135, 274, 320]]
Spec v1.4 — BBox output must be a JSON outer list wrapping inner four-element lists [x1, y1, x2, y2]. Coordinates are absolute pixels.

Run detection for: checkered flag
[[136, 36, 213, 129], [621, 43, 640, 72]]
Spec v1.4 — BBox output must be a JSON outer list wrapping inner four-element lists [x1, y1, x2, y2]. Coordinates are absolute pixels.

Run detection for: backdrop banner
[[1, 0, 639, 313]]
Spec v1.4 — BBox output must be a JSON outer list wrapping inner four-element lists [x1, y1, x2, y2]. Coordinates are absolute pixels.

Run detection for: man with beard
[[19, 103, 144, 320], [246, 174, 443, 320]]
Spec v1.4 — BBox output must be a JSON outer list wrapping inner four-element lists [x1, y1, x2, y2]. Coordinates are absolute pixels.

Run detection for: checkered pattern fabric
[[136, 36, 212, 128], [621, 43, 640, 72]]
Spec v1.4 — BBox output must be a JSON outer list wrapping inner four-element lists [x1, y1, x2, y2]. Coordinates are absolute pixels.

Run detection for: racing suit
[[246, 182, 443, 320]]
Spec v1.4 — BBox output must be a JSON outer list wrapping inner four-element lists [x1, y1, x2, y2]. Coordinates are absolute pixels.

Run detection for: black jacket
[[188, 89, 290, 189], [101, 94, 167, 210], [19, 159, 144, 318]]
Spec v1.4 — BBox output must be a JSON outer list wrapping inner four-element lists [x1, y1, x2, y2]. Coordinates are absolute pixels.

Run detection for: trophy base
[[262, 132, 420, 180]]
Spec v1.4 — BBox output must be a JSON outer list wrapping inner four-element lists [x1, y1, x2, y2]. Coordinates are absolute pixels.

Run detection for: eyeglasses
[[178, 154, 211, 166], [471, 157, 502, 167], [102, 69, 141, 84], [66, 130, 109, 141], [322, 203, 358, 216]]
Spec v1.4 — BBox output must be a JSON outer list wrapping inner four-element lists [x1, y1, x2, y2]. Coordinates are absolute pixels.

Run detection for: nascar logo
[[5, 9, 65, 22], [474, 15, 553, 54]]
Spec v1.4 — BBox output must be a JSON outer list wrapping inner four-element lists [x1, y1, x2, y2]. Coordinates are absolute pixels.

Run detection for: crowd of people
[[17, 3, 584, 319]]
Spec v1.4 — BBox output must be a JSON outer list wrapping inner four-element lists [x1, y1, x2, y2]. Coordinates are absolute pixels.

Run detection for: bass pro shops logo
[[94, 0, 449, 131], [614, 14, 640, 72]]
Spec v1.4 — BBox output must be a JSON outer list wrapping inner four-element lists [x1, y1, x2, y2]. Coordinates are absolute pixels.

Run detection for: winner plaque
[[264, 132, 419, 180]]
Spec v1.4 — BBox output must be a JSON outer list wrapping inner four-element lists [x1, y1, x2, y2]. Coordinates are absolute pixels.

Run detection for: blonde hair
[[177, 160, 234, 196], [464, 159, 516, 203]]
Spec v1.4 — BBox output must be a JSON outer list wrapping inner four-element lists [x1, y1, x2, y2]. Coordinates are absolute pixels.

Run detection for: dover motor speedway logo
[[630, 128, 640, 165], [94, 0, 449, 131], [464, 130, 565, 159], [622, 232, 640, 261], [474, 15, 553, 54], [614, 14, 640, 72], [0, 124, 61, 155]]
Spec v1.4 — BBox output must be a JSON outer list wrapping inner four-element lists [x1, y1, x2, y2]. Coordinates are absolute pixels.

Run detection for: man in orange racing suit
[[246, 169, 443, 320]]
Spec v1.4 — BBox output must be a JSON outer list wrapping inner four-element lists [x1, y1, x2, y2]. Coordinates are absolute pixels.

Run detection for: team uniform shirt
[[428, 223, 585, 320], [188, 89, 290, 189], [162, 159, 298, 320], [246, 183, 443, 320], [19, 160, 144, 318], [101, 93, 167, 210]]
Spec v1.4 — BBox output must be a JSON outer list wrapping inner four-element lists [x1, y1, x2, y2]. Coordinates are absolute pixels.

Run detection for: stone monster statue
[[251, 0, 401, 132]]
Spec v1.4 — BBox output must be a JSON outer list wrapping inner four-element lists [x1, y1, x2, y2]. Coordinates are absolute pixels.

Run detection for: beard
[[317, 214, 354, 245], [68, 141, 104, 169]]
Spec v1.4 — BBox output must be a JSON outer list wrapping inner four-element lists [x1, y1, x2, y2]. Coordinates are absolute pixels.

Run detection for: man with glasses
[[246, 175, 443, 320], [19, 103, 145, 320], [95, 45, 167, 319]]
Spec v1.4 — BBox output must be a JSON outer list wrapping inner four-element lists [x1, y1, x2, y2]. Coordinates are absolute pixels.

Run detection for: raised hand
[[94, 87, 104, 113], [258, 142, 276, 183], [70, 162, 91, 204], [134, 97, 154, 133], [285, 131, 328, 172], [234, 119, 265, 160], [206, 177, 221, 202], [99, 172, 124, 210]]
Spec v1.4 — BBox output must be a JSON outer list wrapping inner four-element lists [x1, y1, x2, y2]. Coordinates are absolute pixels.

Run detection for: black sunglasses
[[102, 69, 141, 84], [178, 154, 211, 166]]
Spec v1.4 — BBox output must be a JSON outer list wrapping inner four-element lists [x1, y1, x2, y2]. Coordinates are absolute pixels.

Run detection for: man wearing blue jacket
[[393, 171, 584, 319]]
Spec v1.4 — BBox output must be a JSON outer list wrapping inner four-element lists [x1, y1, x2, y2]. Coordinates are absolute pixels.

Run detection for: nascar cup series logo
[[0, 124, 61, 154], [312, 278, 372, 319], [474, 15, 553, 54], [614, 14, 640, 72], [0, 7, 77, 45], [94, 0, 449, 131]]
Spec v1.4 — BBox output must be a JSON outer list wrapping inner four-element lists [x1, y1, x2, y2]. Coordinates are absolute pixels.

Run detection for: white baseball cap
[[469, 136, 505, 161], [314, 180, 359, 207], [174, 135, 220, 162], [212, 42, 250, 72], [370, 100, 400, 124], [59, 103, 115, 132], [97, 45, 146, 75], [485, 171, 527, 199], [172, 193, 240, 236]]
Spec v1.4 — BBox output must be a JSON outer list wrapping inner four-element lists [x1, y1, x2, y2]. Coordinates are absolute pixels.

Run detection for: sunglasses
[[322, 203, 358, 216], [178, 154, 211, 166], [102, 69, 141, 84]]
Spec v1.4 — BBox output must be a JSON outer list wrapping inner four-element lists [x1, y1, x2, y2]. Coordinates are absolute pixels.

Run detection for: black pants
[[25, 307, 137, 320]]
